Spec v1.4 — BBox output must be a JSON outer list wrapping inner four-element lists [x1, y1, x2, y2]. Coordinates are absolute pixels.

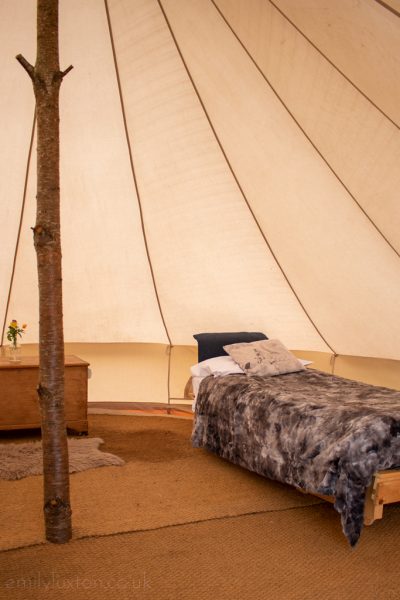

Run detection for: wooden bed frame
[[185, 376, 400, 526]]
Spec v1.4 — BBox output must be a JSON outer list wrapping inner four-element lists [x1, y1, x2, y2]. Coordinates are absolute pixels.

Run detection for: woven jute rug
[[0, 414, 321, 551], [1, 415, 399, 600], [1, 503, 400, 600]]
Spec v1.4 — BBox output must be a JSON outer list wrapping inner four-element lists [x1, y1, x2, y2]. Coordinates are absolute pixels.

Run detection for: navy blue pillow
[[193, 331, 268, 363]]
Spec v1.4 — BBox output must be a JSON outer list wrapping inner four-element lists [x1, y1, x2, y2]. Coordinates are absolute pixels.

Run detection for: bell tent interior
[[1, 0, 400, 405], [1, 0, 400, 593]]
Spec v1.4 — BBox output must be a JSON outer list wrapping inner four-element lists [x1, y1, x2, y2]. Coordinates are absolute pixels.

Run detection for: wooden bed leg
[[364, 486, 383, 525], [364, 470, 400, 525], [363, 481, 383, 526]]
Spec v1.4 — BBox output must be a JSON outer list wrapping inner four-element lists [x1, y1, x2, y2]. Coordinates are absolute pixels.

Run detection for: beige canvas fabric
[[1, 0, 399, 389]]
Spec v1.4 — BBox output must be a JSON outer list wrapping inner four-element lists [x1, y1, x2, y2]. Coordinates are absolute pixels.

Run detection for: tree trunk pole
[[17, 0, 73, 543]]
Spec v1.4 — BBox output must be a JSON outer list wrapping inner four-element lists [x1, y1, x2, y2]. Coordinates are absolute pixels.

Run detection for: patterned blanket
[[192, 369, 400, 545]]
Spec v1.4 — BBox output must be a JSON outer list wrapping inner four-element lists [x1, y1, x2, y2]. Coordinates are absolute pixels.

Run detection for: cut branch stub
[[44, 497, 72, 544], [32, 225, 54, 247], [60, 65, 73, 78], [16, 54, 34, 80], [52, 66, 73, 84], [16, 54, 73, 87]]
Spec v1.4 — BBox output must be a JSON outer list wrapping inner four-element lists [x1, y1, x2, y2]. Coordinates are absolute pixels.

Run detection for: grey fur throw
[[192, 369, 400, 546]]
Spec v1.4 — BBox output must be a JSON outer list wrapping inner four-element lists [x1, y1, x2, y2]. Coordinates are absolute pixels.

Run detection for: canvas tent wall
[[1, 0, 399, 404]]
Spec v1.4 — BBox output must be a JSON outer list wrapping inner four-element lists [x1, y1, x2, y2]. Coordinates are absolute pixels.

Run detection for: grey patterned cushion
[[223, 339, 305, 376]]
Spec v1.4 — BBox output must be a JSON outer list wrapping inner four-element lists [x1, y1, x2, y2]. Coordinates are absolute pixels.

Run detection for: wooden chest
[[0, 355, 89, 434]]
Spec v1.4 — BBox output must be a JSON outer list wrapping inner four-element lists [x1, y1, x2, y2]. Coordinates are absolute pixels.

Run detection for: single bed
[[191, 368, 400, 546]]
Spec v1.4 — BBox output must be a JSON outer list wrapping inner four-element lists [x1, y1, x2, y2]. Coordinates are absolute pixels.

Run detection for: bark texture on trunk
[[17, 0, 73, 543]]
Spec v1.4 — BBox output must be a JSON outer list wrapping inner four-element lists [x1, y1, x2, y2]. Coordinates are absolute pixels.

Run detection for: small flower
[[6, 319, 27, 346]]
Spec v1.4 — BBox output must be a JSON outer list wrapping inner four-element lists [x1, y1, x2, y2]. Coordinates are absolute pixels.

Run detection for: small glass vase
[[8, 342, 22, 363]]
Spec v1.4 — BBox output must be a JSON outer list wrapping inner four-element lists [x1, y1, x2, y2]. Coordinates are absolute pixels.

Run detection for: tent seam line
[[1, 112, 36, 349], [212, 0, 400, 261], [157, 0, 336, 354], [267, 0, 400, 129], [1, 502, 322, 553], [372, 0, 400, 18], [104, 0, 172, 403]]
